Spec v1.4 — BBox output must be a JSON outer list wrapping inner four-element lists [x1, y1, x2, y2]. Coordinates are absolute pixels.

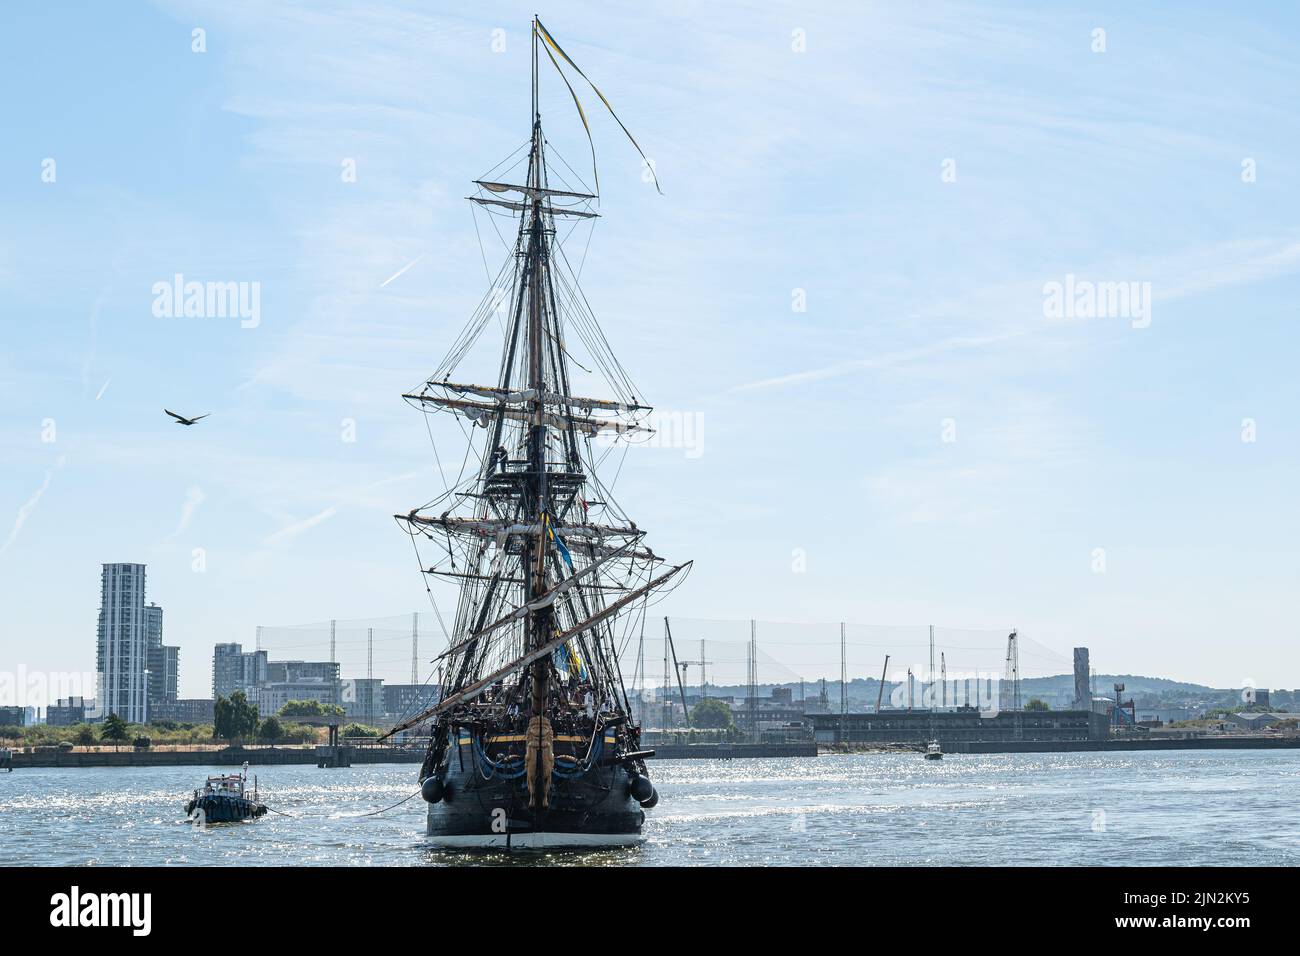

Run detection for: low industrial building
[[383, 683, 439, 720], [47, 697, 92, 726], [150, 698, 215, 724], [1226, 712, 1294, 731], [808, 707, 1109, 745], [1134, 706, 1195, 724], [342, 678, 385, 723], [256, 682, 339, 717]]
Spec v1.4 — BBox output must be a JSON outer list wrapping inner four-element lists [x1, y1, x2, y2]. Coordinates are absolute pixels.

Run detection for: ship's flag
[[535, 17, 663, 195], [567, 641, 589, 680], [551, 640, 589, 681], [544, 513, 574, 571], [554, 534, 573, 571]]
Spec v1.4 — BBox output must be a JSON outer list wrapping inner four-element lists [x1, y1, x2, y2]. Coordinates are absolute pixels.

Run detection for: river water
[[1, 751, 1295, 866]]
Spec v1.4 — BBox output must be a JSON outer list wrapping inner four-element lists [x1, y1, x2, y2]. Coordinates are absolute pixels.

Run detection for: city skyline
[[30, 561, 1300, 712], [65, 559, 1294, 716], [3, 2, 1299, 697], [8, 559, 1294, 720]]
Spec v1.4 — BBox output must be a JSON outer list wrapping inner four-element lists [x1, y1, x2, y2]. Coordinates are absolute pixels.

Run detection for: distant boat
[[185, 763, 267, 823], [924, 739, 944, 760]]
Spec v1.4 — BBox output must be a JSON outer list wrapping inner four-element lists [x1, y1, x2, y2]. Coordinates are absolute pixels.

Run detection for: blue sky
[[2, 0, 1298, 702]]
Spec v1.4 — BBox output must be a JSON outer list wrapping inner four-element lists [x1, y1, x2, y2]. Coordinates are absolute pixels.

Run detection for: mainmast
[[525, 17, 551, 720], [383, 17, 690, 746]]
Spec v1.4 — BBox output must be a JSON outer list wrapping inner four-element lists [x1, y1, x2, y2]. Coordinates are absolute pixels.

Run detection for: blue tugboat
[[185, 763, 267, 823]]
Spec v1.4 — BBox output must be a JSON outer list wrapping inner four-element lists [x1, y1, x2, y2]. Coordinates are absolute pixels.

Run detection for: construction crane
[[677, 640, 713, 699], [677, 654, 713, 698], [928, 625, 935, 710], [876, 655, 890, 712], [940, 652, 947, 709], [1002, 630, 1021, 712]]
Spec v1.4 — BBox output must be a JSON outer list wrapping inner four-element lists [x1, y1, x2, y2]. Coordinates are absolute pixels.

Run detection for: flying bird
[[164, 409, 209, 426]]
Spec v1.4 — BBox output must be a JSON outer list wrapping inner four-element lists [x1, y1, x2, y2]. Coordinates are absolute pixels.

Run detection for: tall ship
[[382, 18, 690, 849]]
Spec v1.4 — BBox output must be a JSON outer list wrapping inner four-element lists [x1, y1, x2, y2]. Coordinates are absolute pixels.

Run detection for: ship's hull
[[426, 758, 646, 849]]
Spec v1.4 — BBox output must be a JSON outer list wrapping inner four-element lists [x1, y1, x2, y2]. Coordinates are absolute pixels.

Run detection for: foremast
[[523, 31, 551, 734]]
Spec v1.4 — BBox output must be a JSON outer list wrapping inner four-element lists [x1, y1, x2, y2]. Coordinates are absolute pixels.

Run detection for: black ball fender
[[628, 773, 653, 802], [421, 776, 445, 803]]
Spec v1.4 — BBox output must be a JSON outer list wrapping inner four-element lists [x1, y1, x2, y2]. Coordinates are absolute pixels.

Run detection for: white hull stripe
[[428, 831, 644, 849]]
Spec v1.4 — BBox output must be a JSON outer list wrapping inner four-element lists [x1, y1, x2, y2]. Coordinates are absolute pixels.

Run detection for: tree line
[[0, 694, 383, 747]]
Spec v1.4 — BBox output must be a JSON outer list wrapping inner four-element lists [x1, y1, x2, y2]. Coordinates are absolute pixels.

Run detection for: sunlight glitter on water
[[1, 751, 1296, 866]]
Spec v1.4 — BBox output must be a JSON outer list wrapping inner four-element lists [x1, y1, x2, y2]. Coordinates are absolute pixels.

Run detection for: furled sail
[[432, 543, 637, 662], [402, 393, 649, 436], [400, 514, 643, 540], [380, 561, 691, 740], [426, 380, 651, 413], [468, 196, 599, 219], [474, 180, 596, 201]]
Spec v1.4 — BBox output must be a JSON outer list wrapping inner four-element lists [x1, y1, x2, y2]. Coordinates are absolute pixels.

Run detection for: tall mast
[[382, 18, 691, 747], [526, 15, 551, 718]]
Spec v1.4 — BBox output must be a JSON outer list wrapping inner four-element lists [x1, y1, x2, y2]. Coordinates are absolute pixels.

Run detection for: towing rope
[[256, 789, 423, 820], [346, 789, 423, 818]]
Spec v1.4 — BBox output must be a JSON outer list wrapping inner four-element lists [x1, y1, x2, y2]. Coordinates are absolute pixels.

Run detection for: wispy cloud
[[1, 457, 65, 555], [256, 468, 421, 548], [167, 485, 206, 539], [737, 233, 1300, 393], [80, 288, 109, 396], [734, 331, 1029, 392], [1151, 236, 1300, 302], [262, 505, 340, 547], [379, 253, 426, 289]]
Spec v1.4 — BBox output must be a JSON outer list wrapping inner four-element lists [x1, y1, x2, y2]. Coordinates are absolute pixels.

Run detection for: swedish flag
[[567, 642, 589, 680], [544, 513, 574, 571], [552, 640, 589, 681]]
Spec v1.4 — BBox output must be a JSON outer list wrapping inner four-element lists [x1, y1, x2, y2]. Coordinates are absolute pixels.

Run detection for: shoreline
[[823, 736, 1300, 755], [5, 736, 1298, 768], [4, 741, 818, 768], [4, 745, 423, 769]]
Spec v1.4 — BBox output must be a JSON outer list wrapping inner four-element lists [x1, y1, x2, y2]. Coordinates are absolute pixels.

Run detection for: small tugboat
[[185, 762, 267, 823], [924, 739, 944, 760]]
